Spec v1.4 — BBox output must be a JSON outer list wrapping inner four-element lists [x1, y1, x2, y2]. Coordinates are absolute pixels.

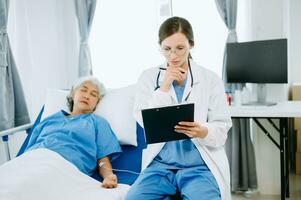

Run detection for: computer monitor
[[226, 38, 288, 105]]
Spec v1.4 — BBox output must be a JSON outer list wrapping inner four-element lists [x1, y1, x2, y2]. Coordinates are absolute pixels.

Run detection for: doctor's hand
[[175, 121, 208, 138], [160, 67, 187, 92], [102, 173, 118, 189]]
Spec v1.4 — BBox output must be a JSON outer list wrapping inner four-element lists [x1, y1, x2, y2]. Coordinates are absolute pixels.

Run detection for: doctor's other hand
[[174, 121, 208, 138], [160, 67, 187, 92], [102, 173, 118, 189]]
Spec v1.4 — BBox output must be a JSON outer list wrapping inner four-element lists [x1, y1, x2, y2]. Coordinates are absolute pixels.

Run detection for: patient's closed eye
[[91, 92, 97, 97]]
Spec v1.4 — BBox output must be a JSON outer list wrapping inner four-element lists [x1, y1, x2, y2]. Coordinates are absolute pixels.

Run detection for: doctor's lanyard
[[154, 59, 194, 102]]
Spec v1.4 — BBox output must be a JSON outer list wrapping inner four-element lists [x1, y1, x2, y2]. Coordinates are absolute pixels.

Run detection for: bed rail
[[0, 123, 33, 161], [0, 123, 33, 137]]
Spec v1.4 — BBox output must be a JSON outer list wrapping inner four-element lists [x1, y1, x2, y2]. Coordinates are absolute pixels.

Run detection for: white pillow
[[42, 85, 137, 146], [43, 89, 69, 120], [95, 84, 137, 146]]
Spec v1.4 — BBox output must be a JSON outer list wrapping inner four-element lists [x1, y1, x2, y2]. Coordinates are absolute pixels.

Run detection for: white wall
[[90, 0, 164, 89], [288, 0, 301, 85], [172, 0, 227, 77], [243, 0, 301, 195], [253, 0, 285, 195], [90, 0, 227, 89]]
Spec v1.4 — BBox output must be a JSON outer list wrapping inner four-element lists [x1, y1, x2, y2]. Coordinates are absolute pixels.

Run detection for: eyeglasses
[[160, 47, 187, 56]]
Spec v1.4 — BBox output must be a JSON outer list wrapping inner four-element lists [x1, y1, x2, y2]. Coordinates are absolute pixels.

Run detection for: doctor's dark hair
[[159, 16, 194, 51]]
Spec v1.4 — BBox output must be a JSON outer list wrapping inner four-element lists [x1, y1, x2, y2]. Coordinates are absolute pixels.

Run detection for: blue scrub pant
[[125, 166, 221, 200]]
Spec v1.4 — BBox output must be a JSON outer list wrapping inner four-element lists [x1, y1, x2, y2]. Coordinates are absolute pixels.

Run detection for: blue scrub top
[[26, 110, 122, 176], [150, 79, 208, 169]]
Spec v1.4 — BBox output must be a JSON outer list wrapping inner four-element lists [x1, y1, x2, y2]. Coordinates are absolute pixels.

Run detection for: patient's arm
[[97, 157, 117, 188]]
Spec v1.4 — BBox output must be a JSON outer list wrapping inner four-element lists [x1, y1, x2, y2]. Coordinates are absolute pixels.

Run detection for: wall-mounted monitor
[[226, 38, 288, 105]]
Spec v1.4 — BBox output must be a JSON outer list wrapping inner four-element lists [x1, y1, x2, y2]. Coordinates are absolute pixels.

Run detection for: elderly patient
[[23, 76, 121, 188]]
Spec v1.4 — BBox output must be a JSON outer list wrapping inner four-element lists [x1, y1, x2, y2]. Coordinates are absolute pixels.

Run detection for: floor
[[232, 173, 301, 200]]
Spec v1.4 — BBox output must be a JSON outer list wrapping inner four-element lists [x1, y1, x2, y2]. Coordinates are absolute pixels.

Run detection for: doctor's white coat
[[133, 60, 232, 200]]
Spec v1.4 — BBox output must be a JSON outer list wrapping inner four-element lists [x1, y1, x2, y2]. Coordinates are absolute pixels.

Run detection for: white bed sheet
[[0, 148, 130, 200]]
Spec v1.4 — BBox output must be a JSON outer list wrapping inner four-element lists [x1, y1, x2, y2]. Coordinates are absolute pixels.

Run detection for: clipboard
[[141, 103, 194, 144]]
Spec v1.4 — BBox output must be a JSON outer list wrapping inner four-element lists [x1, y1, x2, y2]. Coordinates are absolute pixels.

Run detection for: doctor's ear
[[188, 43, 194, 50]]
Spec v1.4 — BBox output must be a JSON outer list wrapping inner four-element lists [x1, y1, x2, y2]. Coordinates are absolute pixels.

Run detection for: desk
[[230, 101, 301, 200]]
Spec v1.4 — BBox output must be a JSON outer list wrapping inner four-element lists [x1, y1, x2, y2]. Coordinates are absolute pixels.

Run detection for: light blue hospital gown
[[126, 80, 220, 200], [25, 110, 121, 176]]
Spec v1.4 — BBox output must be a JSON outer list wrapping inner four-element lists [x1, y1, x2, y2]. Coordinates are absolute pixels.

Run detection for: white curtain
[[0, 0, 79, 162], [74, 0, 96, 77], [8, 0, 79, 119]]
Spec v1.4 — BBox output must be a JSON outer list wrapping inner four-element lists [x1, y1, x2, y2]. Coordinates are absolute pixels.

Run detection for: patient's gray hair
[[66, 76, 106, 112]]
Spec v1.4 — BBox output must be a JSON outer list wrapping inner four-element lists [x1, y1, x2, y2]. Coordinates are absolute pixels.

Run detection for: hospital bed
[[0, 85, 182, 200]]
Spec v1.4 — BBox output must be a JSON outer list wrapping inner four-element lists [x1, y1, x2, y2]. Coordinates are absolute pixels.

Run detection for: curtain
[[0, 0, 79, 162], [0, 0, 29, 131], [74, 0, 96, 77], [8, 0, 79, 118], [215, 0, 257, 191]]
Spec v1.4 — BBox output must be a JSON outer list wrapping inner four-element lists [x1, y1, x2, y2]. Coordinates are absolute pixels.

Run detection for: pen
[[159, 67, 185, 74]]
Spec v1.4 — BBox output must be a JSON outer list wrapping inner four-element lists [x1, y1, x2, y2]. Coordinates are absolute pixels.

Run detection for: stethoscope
[[154, 59, 194, 102]]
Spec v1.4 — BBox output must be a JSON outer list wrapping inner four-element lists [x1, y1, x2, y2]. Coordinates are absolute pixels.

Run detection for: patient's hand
[[102, 173, 118, 188]]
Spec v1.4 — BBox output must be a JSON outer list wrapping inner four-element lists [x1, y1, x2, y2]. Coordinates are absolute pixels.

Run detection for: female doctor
[[125, 17, 232, 200]]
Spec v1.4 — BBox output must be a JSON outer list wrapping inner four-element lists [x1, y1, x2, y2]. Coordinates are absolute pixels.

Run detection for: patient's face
[[71, 81, 100, 115]]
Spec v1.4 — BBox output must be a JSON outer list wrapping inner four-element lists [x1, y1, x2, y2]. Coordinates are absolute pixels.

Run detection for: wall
[[250, 0, 284, 194], [243, 0, 301, 195], [289, 0, 301, 85]]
